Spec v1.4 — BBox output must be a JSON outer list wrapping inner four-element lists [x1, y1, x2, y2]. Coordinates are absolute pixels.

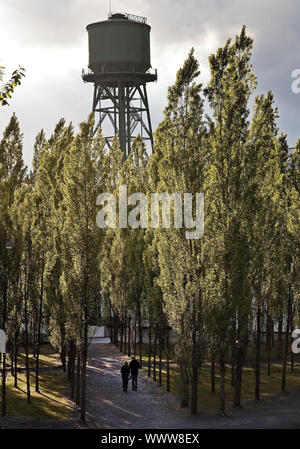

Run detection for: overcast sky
[[0, 0, 299, 167]]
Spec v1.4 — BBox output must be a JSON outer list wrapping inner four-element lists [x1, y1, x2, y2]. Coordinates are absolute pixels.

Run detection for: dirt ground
[[1, 342, 300, 429]]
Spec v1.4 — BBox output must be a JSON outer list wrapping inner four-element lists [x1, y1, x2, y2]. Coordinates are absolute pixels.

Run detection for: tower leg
[[93, 81, 154, 158], [118, 83, 126, 157]]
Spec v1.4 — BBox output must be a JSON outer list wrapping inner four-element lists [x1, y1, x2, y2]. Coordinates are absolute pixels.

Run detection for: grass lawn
[[130, 341, 300, 410], [156, 362, 300, 410], [2, 341, 299, 419], [0, 344, 75, 420]]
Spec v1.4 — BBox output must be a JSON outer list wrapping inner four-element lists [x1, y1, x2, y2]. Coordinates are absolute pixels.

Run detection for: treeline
[[0, 27, 299, 419]]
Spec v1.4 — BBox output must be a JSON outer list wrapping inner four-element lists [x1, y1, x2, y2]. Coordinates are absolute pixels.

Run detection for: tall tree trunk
[[255, 305, 261, 400], [179, 361, 189, 408], [10, 348, 14, 376], [219, 349, 226, 416], [278, 314, 283, 359], [14, 329, 18, 388], [231, 345, 236, 388], [231, 322, 237, 388], [114, 313, 118, 346], [271, 320, 275, 348], [67, 340, 72, 383], [234, 338, 246, 407], [1, 285, 7, 417], [32, 322, 37, 358], [148, 324, 152, 377], [134, 322, 137, 355], [282, 282, 292, 392], [166, 327, 170, 392], [158, 331, 162, 387], [1, 353, 6, 417], [76, 347, 81, 406], [266, 312, 271, 377], [211, 348, 216, 393], [124, 314, 127, 355], [24, 285, 31, 404], [109, 316, 114, 345], [128, 316, 131, 356], [80, 320, 88, 421], [68, 340, 76, 399], [290, 305, 295, 372], [139, 320, 143, 364], [35, 257, 44, 393], [190, 327, 198, 415], [60, 324, 67, 373], [108, 301, 113, 344], [120, 320, 124, 353], [153, 329, 157, 381], [267, 339, 271, 377]]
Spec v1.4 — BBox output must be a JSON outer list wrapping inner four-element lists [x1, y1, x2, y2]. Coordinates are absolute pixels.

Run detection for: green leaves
[[0, 65, 25, 106]]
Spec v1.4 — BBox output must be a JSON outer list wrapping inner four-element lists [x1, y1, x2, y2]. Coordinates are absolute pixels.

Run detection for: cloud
[[0, 0, 299, 167]]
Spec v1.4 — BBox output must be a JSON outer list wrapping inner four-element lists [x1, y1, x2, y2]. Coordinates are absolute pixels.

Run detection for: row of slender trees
[[0, 27, 299, 419]]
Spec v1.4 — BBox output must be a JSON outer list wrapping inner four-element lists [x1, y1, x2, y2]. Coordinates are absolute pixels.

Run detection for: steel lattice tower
[[82, 13, 157, 158]]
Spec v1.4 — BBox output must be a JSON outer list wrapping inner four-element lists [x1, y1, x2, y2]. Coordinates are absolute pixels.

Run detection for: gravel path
[[85, 343, 300, 429]]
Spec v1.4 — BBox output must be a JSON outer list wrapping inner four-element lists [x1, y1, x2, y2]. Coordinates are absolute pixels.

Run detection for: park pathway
[[85, 343, 300, 429], [85, 343, 180, 429], [1, 343, 300, 429]]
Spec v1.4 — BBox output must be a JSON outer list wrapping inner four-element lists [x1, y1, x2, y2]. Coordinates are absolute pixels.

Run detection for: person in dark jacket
[[129, 356, 141, 391], [121, 361, 130, 392]]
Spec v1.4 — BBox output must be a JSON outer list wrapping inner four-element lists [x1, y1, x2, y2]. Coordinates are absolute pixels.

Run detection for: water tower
[[82, 12, 157, 158]]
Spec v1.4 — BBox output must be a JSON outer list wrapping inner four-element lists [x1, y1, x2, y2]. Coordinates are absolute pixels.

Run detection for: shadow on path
[[85, 344, 300, 429]]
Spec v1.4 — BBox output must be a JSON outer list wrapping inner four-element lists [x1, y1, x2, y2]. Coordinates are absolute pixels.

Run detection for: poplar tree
[[123, 137, 149, 360], [99, 137, 124, 348], [247, 91, 279, 399], [0, 114, 26, 415], [203, 26, 256, 414], [149, 49, 207, 414], [60, 114, 105, 421], [36, 120, 74, 373]]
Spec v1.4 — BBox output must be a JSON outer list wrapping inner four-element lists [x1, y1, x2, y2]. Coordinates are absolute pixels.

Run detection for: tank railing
[[82, 68, 93, 77], [108, 11, 147, 24], [146, 68, 157, 77], [82, 67, 157, 77]]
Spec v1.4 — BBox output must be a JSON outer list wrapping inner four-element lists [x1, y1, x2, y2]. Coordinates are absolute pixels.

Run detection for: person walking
[[129, 356, 141, 391], [121, 361, 130, 392]]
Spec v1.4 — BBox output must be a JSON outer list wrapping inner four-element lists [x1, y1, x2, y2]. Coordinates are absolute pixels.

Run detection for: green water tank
[[86, 13, 151, 74]]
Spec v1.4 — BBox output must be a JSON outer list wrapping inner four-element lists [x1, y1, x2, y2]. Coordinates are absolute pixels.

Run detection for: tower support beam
[[83, 71, 157, 158]]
